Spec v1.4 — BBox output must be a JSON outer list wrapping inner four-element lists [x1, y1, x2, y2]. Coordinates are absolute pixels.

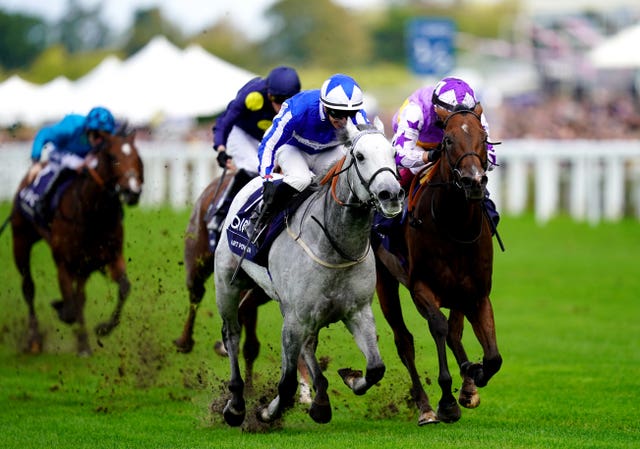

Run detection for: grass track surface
[[1, 202, 638, 448]]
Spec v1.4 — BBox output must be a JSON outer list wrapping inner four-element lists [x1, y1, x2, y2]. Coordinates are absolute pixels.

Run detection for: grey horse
[[214, 118, 404, 426]]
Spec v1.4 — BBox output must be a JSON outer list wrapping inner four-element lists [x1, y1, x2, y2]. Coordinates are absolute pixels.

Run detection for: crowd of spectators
[[491, 88, 640, 140]]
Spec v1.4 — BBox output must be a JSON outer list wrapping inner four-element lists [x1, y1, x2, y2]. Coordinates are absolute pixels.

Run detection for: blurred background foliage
[[0, 0, 521, 85]]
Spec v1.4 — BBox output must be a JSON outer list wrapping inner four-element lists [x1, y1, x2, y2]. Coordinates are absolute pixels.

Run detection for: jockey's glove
[[262, 178, 277, 205], [216, 150, 231, 168], [427, 149, 442, 163]]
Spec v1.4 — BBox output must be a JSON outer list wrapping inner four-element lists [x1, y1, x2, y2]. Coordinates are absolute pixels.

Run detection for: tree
[[123, 7, 184, 56], [57, 0, 111, 53], [0, 10, 48, 70], [261, 0, 371, 68]]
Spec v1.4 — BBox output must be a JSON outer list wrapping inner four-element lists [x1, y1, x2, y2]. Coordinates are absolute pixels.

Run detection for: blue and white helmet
[[320, 74, 363, 111]]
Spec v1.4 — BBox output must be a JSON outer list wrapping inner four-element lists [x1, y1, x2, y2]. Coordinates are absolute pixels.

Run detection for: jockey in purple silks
[[391, 77, 500, 229]]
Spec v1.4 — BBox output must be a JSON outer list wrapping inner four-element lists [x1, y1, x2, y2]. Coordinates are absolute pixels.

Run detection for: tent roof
[[0, 36, 256, 127], [588, 22, 640, 69]]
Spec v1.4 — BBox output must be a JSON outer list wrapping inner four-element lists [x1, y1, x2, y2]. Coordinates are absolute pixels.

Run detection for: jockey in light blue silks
[[208, 66, 301, 248], [256, 73, 370, 226], [391, 77, 500, 229], [28, 106, 116, 221]]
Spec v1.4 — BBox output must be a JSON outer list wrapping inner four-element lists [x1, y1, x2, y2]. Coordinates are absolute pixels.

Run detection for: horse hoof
[[173, 337, 194, 353], [94, 322, 114, 337], [417, 410, 440, 426], [436, 402, 461, 423], [223, 401, 245, 427], [256, 405, 276, 423], [458, 390, 480, 409], [51, 300, 76, 324], [214, 341, 228, 357], [337, 367, 363, 393], [309, 400, 332, 424]]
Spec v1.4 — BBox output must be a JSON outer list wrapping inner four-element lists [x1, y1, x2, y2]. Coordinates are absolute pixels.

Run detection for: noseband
[[325, 128, 399, 210]]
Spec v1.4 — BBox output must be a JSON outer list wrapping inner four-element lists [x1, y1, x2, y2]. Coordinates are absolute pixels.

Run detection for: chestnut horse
[[374, 104, 502, 425], [9, 128, 143, 356]]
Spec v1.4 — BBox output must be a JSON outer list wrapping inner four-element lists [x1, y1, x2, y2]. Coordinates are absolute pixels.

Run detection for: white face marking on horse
[[122, 143, 132, 156], [462, 124, 469, 134], [128, 178, 140, 193]]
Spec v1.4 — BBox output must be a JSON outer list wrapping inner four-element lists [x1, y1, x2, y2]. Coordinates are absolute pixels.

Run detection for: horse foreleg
[[446, 310, 480, 408], [413, 282, 460, 423], [70, 277, 92, 357], [95, 256, 130, 337], [465, 296, 502, 388], [339, 306, 385, 396], [258, 318, 301, 423], [300, 334, 331, 423], [376, 261, 438, 425]]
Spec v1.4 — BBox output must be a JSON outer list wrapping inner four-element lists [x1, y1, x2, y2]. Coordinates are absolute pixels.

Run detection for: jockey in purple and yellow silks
[[256, 73, 369, 225], [391, 77, 500, 228]]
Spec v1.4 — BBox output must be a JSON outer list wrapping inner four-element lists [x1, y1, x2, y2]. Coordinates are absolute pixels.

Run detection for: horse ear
[[435, 106, 449, 122], [373, 116, 385, 133], [345, 117, 358, 137], [473, 102, 483, 116]]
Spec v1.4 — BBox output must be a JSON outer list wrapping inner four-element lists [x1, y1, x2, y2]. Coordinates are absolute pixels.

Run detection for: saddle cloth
[[17, 164, 72, 226]]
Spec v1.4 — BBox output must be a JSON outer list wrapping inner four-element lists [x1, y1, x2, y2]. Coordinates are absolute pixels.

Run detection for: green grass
[[1, 202, 639, 448]]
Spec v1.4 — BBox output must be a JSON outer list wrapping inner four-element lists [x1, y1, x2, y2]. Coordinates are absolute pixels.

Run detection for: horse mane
[[114, 120, 135, 137]]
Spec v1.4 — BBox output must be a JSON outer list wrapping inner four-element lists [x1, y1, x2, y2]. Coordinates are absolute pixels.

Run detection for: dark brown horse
[[375, 104, 502, 425], [9, 128, 143, 356]]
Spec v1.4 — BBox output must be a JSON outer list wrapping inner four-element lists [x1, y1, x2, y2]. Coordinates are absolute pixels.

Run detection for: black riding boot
[[207, 169, 257, 248], [253, 182, 299, 234]]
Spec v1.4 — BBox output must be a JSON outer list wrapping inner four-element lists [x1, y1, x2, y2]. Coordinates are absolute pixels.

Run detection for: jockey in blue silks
[[29, 106, 116, 221], [208, 66, 301, 245], [391, 77, 500, 228], [256, 73, 369, 225]]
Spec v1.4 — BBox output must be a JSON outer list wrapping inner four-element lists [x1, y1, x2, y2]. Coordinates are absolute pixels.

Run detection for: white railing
[[1, 139, 640, 224]]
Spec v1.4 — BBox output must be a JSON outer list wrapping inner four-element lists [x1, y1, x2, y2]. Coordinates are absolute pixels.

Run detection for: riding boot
[[207, 169, 258, 250], [252, 182, 299, 235], [483, 195, 500, 235]]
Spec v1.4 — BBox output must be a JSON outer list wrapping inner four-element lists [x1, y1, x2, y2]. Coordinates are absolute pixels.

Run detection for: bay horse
[[215, 118, 404, 426], [374, 103, 502, 425], [9, 127, 143, 356]]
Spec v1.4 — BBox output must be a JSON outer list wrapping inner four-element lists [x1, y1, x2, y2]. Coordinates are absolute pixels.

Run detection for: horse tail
[[0, 213, 11, 237]]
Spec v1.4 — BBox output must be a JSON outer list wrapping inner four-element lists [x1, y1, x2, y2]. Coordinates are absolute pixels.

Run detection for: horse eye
[[355, 152, 365, 162]]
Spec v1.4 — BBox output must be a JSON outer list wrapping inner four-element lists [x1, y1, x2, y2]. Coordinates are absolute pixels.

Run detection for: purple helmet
[[266, 66, 301, 98], [431, 77, 478, 111]]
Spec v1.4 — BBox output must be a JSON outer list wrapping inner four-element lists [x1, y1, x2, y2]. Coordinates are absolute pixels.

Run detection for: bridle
[[322, 128, 399, 211]]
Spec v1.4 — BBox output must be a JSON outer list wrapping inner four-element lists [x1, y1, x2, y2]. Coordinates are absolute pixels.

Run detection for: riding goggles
[[326, 108, 358, 120]]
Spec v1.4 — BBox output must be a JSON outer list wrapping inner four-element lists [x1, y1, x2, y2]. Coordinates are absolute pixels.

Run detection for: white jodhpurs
[[226, 126, 261, 173], [275, 144, 346, 192]]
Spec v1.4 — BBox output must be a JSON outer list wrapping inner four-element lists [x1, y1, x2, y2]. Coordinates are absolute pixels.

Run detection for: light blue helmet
[[320, 74, 363, 111], [85, 106, 115, 133]]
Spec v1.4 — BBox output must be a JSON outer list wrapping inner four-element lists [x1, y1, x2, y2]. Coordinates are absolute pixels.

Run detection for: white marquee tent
[[588, 22, 640, 69], [0, 36, 256, 127]]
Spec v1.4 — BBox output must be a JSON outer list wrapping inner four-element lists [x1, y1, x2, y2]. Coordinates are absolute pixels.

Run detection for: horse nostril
[[378, 191, 392, 201]]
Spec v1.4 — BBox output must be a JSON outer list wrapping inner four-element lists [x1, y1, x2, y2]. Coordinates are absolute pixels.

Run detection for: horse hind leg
[[13, 231, 43, 354], [376, 262, 438, 425], [175, 229, 214, 353]]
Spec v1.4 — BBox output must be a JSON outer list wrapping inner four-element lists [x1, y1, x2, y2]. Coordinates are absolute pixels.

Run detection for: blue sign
[[407, 18, 456, 76]]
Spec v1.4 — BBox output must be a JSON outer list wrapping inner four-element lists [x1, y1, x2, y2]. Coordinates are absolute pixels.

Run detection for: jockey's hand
[[216, 150, 231, 169], [262, 178, 277, 205]]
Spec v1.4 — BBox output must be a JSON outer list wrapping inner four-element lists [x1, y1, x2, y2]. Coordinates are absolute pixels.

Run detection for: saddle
[[17, 165, 74, 227], [225, 180, 314, 267]]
